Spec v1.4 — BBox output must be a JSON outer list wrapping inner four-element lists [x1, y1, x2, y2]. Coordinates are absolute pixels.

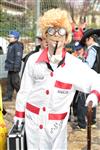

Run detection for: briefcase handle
[[13, 120, 24, 133]]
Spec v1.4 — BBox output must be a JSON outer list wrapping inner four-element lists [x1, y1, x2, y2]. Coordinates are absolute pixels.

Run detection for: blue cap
[[73, 42, 83, 51], [8, 30, 20, 40]]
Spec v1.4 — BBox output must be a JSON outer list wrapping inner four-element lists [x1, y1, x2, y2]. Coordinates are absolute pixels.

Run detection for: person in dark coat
[[3, 30, 23, 101]]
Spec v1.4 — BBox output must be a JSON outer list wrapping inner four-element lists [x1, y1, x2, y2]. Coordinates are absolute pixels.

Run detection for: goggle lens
[[47, 27, 67, 36]]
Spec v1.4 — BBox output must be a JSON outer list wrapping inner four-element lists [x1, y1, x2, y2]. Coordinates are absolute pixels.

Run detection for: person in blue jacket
[[3, 30, 23, 101]]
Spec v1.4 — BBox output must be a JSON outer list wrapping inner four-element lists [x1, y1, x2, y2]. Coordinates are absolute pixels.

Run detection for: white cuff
[[85, 93, 98, 107]]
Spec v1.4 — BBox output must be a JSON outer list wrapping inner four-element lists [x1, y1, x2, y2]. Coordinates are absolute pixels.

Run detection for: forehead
[[48, 27, 66, 30]]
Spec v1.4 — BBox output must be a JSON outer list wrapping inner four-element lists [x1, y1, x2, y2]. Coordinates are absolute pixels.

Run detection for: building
[[0, 1, 26, 15]]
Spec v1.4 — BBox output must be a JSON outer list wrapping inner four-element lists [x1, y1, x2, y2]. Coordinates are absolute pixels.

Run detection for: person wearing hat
[[14, 9, 100, 150], [73, 29, 100, 130], [72, 41, 87, 60], [70, 42, 87, 124], [3, 30, 23, 101]]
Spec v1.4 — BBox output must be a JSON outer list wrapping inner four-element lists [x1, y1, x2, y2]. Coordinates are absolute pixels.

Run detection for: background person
[[21, 35, 48, 77], [3, 30, 23, 101], [74, 29, 100, 130]]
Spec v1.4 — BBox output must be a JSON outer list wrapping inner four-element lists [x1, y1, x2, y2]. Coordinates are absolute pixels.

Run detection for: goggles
[[47, 27, 67, 36]]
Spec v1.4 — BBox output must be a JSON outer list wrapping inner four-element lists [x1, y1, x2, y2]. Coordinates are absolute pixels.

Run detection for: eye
[[58, 28, 66, 36], [47, 27, 55, 36], [75, 27, 79, 31]]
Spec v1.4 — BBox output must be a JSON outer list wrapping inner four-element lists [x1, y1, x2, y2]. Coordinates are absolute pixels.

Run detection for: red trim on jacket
[[15, 111, 25, 118], [26, 103, 40, 114], [49, 112, 67, 120], [26, 103, 68, 120], [55, 80, 72, 89], [36, 48, 66, 64], [91, 90, 100, 102]]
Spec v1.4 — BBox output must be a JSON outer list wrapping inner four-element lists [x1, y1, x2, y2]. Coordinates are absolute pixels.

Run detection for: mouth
[[47, 34, 64, 42]]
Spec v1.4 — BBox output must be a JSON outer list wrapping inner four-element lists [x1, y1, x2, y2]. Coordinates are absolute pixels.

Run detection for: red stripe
[[15, 111, 25, 118], [26, 103, 40, 114], [49, 112, 67, 120], [55, 81, 72, 89], [91, 90, 100, 102]]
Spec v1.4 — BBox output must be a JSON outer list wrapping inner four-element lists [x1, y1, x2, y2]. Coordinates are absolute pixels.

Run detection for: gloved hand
[[14, 116, 25, 129], [85, 93, 98, 108]]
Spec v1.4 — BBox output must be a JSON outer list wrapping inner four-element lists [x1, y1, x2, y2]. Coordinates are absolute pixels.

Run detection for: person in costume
[[14, 8, 100, 150], [71, 22, 86, 42]]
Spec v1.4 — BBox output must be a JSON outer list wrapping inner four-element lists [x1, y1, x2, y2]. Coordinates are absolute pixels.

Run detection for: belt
[[26, 103, 67, 120]]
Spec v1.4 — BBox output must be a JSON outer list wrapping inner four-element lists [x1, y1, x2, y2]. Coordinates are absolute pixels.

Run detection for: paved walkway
[[3, 99, 100, 150]]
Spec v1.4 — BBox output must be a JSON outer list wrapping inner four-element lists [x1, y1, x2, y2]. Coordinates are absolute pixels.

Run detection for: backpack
[[92, 45, 100, 73]]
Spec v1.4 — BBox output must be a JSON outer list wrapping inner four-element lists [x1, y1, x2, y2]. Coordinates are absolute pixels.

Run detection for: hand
[[87, 101, 93, 112], [14, 116, 25, 129], [85, 93, 98, 107]]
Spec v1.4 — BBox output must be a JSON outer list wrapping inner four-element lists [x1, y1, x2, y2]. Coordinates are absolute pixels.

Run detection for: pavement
[[2, 97, 100, 150]]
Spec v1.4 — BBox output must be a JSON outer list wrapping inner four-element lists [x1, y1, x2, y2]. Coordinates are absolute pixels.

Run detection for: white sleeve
[[85, 93, 98, 107], [15, 56, 35, 118]]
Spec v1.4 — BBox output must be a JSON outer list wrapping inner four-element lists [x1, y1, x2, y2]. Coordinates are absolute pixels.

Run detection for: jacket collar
[[36, 47, 66, 63]]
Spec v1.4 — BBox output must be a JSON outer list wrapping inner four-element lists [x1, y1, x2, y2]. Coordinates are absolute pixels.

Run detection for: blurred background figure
[[22, 35, 48, 63], [21, 35, 48, 77], [3, 30, 23, 101], [72, 41, 87, 60], [71, 22, 87, 42], [73, 29, 100, 130]]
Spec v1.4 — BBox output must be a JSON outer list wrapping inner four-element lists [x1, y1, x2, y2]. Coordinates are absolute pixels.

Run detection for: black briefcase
[[7, 122, 27, 150]]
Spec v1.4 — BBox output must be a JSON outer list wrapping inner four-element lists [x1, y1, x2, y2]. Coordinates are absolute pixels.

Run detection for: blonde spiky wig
[[38, 8, 72, 43]]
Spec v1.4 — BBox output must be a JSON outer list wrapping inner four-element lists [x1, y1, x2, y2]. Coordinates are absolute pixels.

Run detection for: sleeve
[[66, 55, 100, 102], [14, 43, 23, 72], [15, 57, 35, 119], [85, 47, 97, 68], [73, 62, 100, 103]]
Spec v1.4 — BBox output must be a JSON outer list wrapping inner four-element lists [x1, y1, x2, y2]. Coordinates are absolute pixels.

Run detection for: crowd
[[2, 8, 100, 150]]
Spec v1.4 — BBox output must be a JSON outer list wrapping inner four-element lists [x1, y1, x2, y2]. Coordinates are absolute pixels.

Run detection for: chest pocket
[[53, 80, 73, 99]]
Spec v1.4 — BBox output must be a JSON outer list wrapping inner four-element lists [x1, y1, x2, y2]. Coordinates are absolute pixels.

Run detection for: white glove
[[14, 116, 25, 129], [85, 93, 98, 107]]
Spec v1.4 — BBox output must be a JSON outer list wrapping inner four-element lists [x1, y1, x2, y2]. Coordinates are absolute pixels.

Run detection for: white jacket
[[15, 48, 100, 150]]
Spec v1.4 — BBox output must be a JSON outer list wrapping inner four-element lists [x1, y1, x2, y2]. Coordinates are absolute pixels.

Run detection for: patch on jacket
[[17, 51, 21, 56], [58, 90, 68, 94], [55, 80, 72, 89]]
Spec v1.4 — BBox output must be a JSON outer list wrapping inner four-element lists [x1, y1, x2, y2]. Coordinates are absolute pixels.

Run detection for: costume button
[[43, 107, 46, 111], [46, 90, 49, 95], [50, 72, 53, 77], [39, 124, 43, 129]]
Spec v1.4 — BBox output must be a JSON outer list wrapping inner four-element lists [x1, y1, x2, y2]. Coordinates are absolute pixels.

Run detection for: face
[[85, 37, 93, 46], [8, 36, 17, 43], [78, 48, 84, 56], [46, 27, 67, 54]]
